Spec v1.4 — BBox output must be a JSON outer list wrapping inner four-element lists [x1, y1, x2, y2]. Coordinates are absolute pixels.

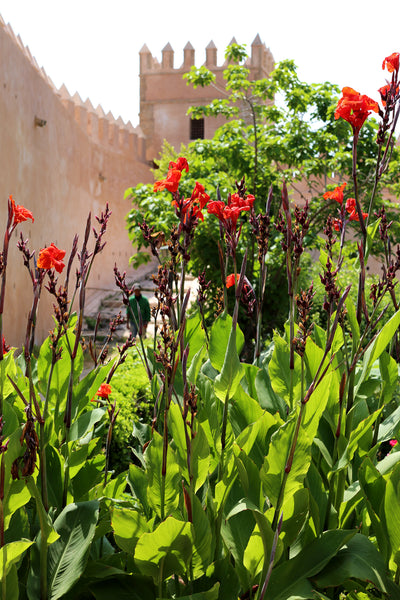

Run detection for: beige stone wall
[[0, 19, 152, 347], [0, 26, 276, 348]]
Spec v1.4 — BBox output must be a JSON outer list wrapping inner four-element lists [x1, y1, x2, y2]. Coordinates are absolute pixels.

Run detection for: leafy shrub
[[108, 350, 152, 473]]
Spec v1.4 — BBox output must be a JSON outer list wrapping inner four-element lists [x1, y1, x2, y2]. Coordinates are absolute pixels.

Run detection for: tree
[[125, 44, 400, 333]]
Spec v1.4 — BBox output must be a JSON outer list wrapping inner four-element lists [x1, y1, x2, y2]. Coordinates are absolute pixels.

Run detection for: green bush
[[108, 350, 152, 473]]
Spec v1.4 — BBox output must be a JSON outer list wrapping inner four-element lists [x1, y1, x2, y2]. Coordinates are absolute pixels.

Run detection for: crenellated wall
[[139, 35, 274, 161], [0, 16, 152, 346], [0, 20, 275, 347]]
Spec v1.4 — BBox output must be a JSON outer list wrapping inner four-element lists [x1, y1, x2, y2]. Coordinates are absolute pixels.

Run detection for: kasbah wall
[[0, 16, 275, 347]]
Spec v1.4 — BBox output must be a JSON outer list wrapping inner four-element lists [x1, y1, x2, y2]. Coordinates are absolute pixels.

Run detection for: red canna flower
[[208, 191, 255, 256], [171, 181, 210, 225], [223, 205, 243, 230], [378, 84, 390, 107], [344, 198, 356, 214], [333, 218, 342, 232], [207, 200, 225, 220], [208, 193, 254, 232], [226, 274, 253, 315], [335, 87, 379, 133], [172, 197, 205, 222], [96, 383, 112, 399], [390, 439, 398, 447], [324, 185, 367, 232], [226, 273, 240, 288], [2, 336, 9, 355], [345, 197, 368, 222], [10, 195, 34, 225], [169, 157, 189, 173], [244, 194, 255, 208], [37, 243, 66, 273], [154, 168, 182, 193], [154, 157, 190, 194], [378, 83, 399, 107], [230, 192, 255, 211], [382, 52, 400, 74], [323, 183, 347, 205], [192, 182, 210, 209]]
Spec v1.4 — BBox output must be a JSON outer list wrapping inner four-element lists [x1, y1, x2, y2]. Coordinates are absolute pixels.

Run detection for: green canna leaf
[[209, 313, 244, 373], [47, 501, 99, 600], [145, 432, 180, 519], [134, 517, 193, 583]]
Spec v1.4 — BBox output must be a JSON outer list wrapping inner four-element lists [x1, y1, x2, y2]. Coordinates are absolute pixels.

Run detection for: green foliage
[[3, 42, 400, 600], [47, 502, 99, 600], [107, 350, 152, 474], [126, 44, 400, 340]]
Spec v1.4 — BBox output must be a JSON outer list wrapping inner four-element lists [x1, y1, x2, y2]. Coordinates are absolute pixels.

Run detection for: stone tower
[[139, 35, 274, 162]]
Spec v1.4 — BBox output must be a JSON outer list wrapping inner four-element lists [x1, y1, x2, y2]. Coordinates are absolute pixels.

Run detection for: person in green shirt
[[127, 284, 151, 338]]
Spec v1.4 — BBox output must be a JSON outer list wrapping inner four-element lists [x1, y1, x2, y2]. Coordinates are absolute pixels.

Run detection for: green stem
[[26, 477, 48, 600], [43, 361, 55, 421], [62, 434, 70, 508], [39, 534, 48, 600], [39, 422, 49, 512], [331, 341, 357, 516], [372, 387, 385, 448], [345, 369, 356, 438], [351, 132, 368, 325], [214, 392, 230, 560], [366, 146, 383, 228], [272, 285, 350, 531], [222, 242, 228, 312], [158, 557, 165, 599], [1, 544, 6, 600], [104, 419, 113, 488], [254, 257, 267, 365], [179, 259, 187, 324], [0, 358, 3, 425], [160, 387, 169, 522], [324, 426, 340, 530], [62, 353, 75, 508], [25, 358, 49, 512], [219, 393, 230, 481], [288, 291, 295, 411], [272, 358, 305, 530], [288, 256, 300, 411], [128, 304, 152, 380], [0, 454, 4, 549]]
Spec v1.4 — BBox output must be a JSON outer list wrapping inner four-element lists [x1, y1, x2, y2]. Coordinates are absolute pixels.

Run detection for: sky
[[1, 0, 399, 126]]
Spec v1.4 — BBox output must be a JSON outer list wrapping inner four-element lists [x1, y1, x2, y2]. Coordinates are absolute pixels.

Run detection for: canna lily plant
[[0, 50, 399, 600]]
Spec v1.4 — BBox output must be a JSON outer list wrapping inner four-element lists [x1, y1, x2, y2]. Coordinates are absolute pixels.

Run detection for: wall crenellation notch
[[139, 35, 274, 74], [0, 14, 146, 160]]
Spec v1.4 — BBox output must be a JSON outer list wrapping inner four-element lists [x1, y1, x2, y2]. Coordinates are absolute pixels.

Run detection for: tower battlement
[[139, 35, 274, 161], [139, 35, 274, 73]]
